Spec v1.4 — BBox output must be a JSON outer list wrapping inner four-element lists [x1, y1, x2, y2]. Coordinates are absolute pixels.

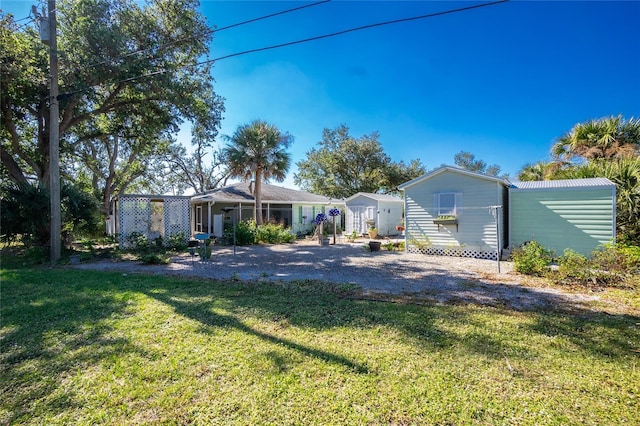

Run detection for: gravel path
[[74, 240, 605, 311]]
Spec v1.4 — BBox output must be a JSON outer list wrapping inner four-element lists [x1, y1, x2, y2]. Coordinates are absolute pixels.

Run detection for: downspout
[[207, 201, 212, 235]]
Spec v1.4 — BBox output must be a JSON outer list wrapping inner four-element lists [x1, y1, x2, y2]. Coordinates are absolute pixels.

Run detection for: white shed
[[345, 192, 404, 236]]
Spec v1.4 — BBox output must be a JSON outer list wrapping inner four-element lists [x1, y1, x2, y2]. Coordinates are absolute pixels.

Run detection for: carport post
[[490, 206, 502, 273], [223, 207, 236, 255]]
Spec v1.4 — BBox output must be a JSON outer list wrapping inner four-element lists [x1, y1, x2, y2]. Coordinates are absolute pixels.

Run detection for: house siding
[[345, 195, 378, 235], [345, 194, 403, 236], [510, 187, 615, 255], [403, 171, 506, 259]]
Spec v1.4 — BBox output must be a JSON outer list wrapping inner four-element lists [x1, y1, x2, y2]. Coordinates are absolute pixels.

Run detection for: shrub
[[226, 220, 256, 246], [555, 249, 592, 284], [256, 224, 296, 244], [511, 241, 553, 276], [255, 223, 295, 244], [166, 231, 188, 250], [592, 243, 640, 275], [553, 244, 640, 288], [126, 232, 149, 251]]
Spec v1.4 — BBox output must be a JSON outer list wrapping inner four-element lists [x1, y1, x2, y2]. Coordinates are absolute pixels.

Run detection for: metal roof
[[191, 181, 341, 204], [510, 177, 615, 190], [344, 192, 403, 203]]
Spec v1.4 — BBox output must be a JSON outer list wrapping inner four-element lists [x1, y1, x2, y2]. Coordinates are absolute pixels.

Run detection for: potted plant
[[346, 230, 358, 243], [368, 225, 378, 239], [368, 240, 382, 252], [433, 215, 458, 231], [433, 215, 457, 225]]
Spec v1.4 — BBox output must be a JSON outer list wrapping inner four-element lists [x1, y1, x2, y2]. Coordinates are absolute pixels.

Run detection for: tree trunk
[[255, 169, 263, 225]]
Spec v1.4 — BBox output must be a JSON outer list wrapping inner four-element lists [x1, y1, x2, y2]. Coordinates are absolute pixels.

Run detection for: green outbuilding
[[509, 178, 616, 256]]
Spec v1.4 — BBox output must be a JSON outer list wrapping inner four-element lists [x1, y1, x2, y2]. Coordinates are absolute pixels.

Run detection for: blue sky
[[3, 0, 640, 188]]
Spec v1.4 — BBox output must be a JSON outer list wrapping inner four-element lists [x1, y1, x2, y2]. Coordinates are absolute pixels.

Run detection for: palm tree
[[516, 161, 564, 181], [552, 116, 640, 162], [223, 120, 292, 225]]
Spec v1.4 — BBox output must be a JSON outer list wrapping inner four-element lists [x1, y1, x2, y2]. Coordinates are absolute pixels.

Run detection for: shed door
[[213, 214, 223, 237]]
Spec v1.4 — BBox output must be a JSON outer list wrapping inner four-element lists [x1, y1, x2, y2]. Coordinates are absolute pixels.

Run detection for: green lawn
[[1, 264, 639, 425]]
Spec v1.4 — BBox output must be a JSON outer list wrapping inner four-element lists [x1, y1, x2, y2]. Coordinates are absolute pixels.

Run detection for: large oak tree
[[294, 125, 425, 198], [1, 0, 224, 211]]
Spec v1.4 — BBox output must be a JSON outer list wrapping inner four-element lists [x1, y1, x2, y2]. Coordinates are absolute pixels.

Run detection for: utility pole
[[47, 0, 61, 263]]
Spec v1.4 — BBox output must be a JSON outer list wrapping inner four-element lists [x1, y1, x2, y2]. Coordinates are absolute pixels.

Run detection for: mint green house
[[509, 178, 616, 256], [398, 167, 509, 260], [399, 167, 616, 260]]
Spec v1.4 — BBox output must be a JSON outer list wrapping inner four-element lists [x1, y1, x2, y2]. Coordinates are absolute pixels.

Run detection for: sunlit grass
[[1, 264, 638, 425]]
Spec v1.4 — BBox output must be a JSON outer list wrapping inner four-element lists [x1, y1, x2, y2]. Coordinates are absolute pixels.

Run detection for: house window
[[302, 206, 313, 223], [437, 192, 458, 216]]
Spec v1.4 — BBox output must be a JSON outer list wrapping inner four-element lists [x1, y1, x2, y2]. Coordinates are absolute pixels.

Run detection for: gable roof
[[190, 181, 341, 204], [344, 192, 403, 203], [510, 177, 615, 191], [398, 166, 508, 190]]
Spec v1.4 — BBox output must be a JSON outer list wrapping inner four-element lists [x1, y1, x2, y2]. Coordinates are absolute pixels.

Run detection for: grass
[[1, 261, 639, 425]]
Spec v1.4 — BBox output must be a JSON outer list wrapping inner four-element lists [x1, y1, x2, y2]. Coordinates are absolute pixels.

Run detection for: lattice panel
[[118, 195, 192, 248], [119, 197, 151, 248], [164, 198, 191, 245], [407, 245, 498, 260]]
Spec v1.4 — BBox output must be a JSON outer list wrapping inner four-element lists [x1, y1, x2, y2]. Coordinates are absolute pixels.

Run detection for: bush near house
[[511, 241, 554, 276], [512, 241, 640, 288], [223, 220, 296, 245]]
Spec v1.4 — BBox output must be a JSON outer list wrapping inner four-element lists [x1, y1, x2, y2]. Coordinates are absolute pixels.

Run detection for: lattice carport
[[117, 194, 191, 248]]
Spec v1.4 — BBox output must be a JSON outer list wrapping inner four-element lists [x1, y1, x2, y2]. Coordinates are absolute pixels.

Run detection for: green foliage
[[555, 249, 592, 284], [126, 232, 149, 251], [0, 182, 101, 246], [553, 244, 640, 288], [511, 241, 554, 276], [1, 0, 223, 204], [552, 115, 640, 162], [166, 231, 188, 250], [254, 223, 296, 244], [225, 220, 257, 246], [23, 245, 49, 264], [294, 125, 425, 198], [453, 151, 504, 177], [409, 236, 432, 251], [223, 221, 295, 245], [139, 253, 171, 265]]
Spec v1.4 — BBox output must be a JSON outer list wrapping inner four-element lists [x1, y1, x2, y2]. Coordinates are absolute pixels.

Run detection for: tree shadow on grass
[[141, 284, 370, 374], [140, 275, 639, 366], [3, 264, 638, 423], [0, 268, 152, 424]]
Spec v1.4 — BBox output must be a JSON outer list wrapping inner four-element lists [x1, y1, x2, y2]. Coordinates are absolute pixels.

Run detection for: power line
[[59, 0, 510, 96], [214, 0, 331, 33], [69, 0, 331, 73], [209, 0, 510, 63]]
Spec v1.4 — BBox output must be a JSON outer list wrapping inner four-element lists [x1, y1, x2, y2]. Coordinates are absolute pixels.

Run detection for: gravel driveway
[[74, 240, 604, 311]]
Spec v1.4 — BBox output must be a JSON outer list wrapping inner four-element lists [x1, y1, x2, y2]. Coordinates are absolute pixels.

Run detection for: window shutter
[[455, 193, 463, 216], [298, 206, 303, 223], [433, 193, 439, 215]]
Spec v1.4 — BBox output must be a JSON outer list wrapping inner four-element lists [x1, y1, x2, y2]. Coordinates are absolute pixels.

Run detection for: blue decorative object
[[314, 213, 328, 224], [328, 208, 341, 217]]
